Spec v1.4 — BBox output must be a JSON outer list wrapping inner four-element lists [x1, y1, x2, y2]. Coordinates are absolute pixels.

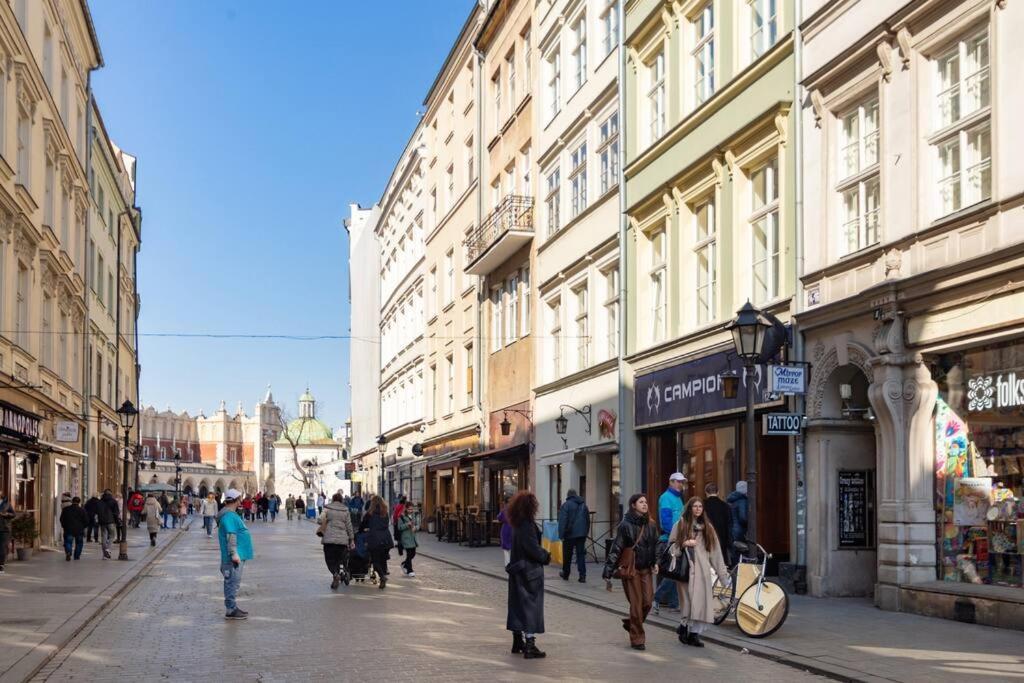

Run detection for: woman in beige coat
[[144, 494, 163, 547], [669, 497, 729, 647]]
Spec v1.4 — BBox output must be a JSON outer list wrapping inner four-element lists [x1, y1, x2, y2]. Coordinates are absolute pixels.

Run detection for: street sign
[[763, 412, 803, 435], [55, 420, 79, 442], [768, 364, 806, 395]]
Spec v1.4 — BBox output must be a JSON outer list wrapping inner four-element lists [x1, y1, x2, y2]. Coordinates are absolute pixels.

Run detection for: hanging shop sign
[[768, 364, 807, 395], [635, 351, 772, 427], [763, 412, 803, 435], [55, 421, 80, 442], [0, 401, 41, 442], [838, 470, 875, 548], [966, 373, 1024, 412]]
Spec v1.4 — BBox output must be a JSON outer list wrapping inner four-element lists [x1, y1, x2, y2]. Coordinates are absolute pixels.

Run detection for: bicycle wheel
[[711, 572, 735, 625], [736, 579, 789, 638]]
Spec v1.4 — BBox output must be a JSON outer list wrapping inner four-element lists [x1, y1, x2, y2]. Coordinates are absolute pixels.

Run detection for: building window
[[838, 98, 880, 254], [600, 1, 618, 58], [492, 69, 502, 131], [521, 266, 531, 335], [545, 167, 561, 237], [650, 230, 667, 343], [465, 343, 474, 402], [446, 354, 455, 414], [61, 185, 70, 247], [520, 146, 531, 197], [571, 15, 587, 91], [60, 68, 69, 123], [750, 158, 780, 303], [95, 351, 102, 400], [694, 199, 716, 324], [693, 3, 715, 105], [647, 50, 666, 145], [549, 297, 562, 380], [17, 105, 30, 189], [933, 29, 990, 217], [545, 48, 561, 120], [108, 271, 114, 312], [749, 0, 778, 60], [42, 293, 53, 368], [599, 111, 619, 194], [507, 274, 519, 343], [445, 249, 455, 304], [506, 49, 516, 109], [574, 283, 589, 371], [16, 264, 29, 350], [107, 361, 113, 404], [522, 29, 531, 86], [491, 286, 503, 352], [603, 266, 619, 358], [446, 164, 455, 211], [44, 154, 55, 227], [43, 24, 53, 87], [428, 267, 437, 318], [465, 137, 474, 184], [570, 141, 588, 218]]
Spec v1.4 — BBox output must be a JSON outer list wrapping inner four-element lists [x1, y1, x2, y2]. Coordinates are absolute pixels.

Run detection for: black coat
[[97, 494, 120, 525], [703, 495, 733, 561], [84, 496, 101, 523], [603, 510, 658, 578], [506, 521, 550, 634], [60, 505, 90, 536], [360, 512, 394, 551]]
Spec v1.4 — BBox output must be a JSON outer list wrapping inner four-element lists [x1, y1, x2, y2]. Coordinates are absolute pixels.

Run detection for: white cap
[[669, 472, 687, 482], [224, 488, 244, 502]]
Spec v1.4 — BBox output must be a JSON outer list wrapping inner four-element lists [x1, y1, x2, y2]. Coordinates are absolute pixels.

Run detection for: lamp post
[[174, 451, 182, 502], [376, 435, 387, 501], [115, 400, 138, 561], [725, 301, 769, 546]]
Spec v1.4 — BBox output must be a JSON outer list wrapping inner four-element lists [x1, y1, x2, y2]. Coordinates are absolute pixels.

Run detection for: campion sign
[[0, 401, 41, 441], [768, 364, 806, 395], [966, 373, 1024, 412]]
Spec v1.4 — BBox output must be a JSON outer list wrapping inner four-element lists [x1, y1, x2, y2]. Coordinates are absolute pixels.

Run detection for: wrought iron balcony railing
[[464, 194, 534, 268]]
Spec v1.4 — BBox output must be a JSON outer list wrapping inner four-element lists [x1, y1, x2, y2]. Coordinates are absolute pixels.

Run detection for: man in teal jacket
[[653, 472, 686, 611]]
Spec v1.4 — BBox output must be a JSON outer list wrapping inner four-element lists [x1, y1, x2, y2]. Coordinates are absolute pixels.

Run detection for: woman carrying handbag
[[602, 494, 659, 650], [669, 497, 730, 647]]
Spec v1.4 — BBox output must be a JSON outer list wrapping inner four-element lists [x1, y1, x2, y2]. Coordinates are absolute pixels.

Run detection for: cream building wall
[[346, 203, 381, 460]]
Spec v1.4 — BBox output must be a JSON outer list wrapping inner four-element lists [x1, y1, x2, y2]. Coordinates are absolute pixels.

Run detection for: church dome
[[282, 417, 335, 445]]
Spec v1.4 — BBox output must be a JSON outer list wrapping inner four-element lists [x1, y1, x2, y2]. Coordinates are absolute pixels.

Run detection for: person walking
[[702, 483, 734, 565], [159, 493, 171, 529], [316, 492, 326, 517], [97, 489, 120, 559], [84, 493, 101, 543], [317, 493, 354, 590], [653, 473, 686, 614], [144, 493, 163, 546], [347, 493, 364, 526], [359, 496, 393, 590], [258, 495, 270, 522], [505, 491, 550, 659], [178, 496, 189, 524], [217, 489, 254, 620], [294, 495, 305, 519], [0, 490, 16, 573], [396, 504, 418, 577], [285, 494, 295, 521], [391, 494, 407, 559], [268, 494, 280, 522], [603, 494, 659, 650], [496, 495, 513, 566], [201, 493, 218, 537], [727, 481, 749, 543], [127, 490, 145, 529], [114, 493, 125, 542], [669, 497, 730, 648], [59, 496, 90, 561], [557, 489, 590, 583]]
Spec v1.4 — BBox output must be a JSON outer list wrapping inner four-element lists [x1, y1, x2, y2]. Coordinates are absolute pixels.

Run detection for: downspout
[[615, 0, 629, 500], [474, 46, 485, 438], [792, 0, 808, 594], [132, 208, 140, 476], [82, 84, 94, 496]]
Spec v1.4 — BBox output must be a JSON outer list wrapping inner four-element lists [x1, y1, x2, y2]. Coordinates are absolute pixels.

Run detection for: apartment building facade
[[797, 0, 1024, 625]]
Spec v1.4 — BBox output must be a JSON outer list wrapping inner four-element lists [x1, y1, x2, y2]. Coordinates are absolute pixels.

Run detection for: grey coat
[[669, 520, 729, 624], [144, 497, 163, 533], [318, 502, 354, 546]]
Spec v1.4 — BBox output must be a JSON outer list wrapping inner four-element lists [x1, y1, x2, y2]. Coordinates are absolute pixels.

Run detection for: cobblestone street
[[31, 519, 820, 682]]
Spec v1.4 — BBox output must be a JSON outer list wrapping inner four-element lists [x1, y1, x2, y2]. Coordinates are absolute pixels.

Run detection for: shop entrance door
[[757, 429, 791, 567]]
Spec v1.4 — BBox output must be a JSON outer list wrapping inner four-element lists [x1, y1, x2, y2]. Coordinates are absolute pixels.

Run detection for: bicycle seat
[[733, 540, 750, 554]]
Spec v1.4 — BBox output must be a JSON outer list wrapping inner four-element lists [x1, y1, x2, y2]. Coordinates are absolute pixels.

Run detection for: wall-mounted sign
[[55, 421, 79, 442], [763, 413, 803, 435], [838, 470, 874, 548], [597, 409, 617, 439], [967, 374, 1024, 412], [768, 364, 806, 395], [0, 402, 41, 442], [635, 351, 773, 427]]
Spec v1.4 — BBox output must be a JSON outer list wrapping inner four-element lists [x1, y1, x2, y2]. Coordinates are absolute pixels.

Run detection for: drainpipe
[[615, 0, 630, 500], [792, 0, 808, 594], [474, 46, 485, 440], [82, 82, 95, 496]]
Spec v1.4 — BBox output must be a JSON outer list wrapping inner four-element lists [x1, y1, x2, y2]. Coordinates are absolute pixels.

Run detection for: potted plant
[[11, 514, 38, 561]]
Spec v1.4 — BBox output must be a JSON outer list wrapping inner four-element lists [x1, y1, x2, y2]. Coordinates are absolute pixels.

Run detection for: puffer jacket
[[318, 501, 354, 546], [603, 509, 659, 578]]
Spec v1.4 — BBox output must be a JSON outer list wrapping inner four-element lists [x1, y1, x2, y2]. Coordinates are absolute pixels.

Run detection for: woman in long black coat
[[505, 491, 550, 659]]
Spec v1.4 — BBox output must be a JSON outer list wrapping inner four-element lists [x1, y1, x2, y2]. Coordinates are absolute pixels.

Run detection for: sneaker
[[331, 573, 341, 590], [653, 603, 660, 616], [400, 566, 409, 576], [0, 566, 5, 574], [225, 608, 248, 620], [234, 608, 249, 617], [102, 550, 111, 559], [407, 571, 416, 577], [65, 552, 72, 561], [631, 643, 646, 651], [578, 576, 586, 583]]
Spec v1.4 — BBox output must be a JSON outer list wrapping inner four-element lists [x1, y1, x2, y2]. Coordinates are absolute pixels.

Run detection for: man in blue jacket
[[558, 489, 590, 582], [653, 472, 686, 612]]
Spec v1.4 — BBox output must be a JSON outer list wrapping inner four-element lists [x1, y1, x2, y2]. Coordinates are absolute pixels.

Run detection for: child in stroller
[[349, 530, 378, 585]]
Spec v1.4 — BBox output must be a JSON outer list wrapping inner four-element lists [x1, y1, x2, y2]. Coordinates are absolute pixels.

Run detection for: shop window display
[[931, 341, 1024, 588]]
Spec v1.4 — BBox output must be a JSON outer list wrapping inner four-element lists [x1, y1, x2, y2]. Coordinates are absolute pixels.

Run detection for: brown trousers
[[621, 569, 654, 646]]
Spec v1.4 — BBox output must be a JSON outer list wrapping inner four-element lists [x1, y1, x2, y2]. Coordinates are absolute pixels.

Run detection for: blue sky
[[89, 1, 473, 428]]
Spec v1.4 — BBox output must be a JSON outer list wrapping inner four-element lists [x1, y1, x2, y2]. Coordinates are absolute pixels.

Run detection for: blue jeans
[[63, 532, 84, 559], [203, 516, 215, 535], [654, 575, 679, 608], [221, 561, 244, 611], [162, 512, 170, 528], [561, 537, 587, 579]]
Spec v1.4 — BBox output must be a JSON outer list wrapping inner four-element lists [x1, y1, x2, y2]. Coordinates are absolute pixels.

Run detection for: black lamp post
[[376, 435, 387, 501], [174, 451, 182, 502], [115, 400, 138, 560], [725, 301, 769, 546]]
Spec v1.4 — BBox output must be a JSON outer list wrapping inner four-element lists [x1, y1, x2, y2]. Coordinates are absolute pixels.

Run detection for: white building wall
[[347, 203, 382, 456]]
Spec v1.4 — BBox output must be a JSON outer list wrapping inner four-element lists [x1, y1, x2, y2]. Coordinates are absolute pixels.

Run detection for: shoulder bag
[[612, 522, 645, 580], [658, 539, 691, 583]]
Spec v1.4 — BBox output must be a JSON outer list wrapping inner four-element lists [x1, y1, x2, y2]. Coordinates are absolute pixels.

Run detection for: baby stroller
[[349, 531, 378, 585]]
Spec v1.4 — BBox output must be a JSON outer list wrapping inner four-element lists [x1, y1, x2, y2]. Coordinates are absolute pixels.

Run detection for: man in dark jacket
[[557, 490, 590, 583], [60, 496, 90, 561], [703, 482, 734, 565], [97, 490, 120, 559], [84, 493, 101, 543], [727, 481, 749, 543]]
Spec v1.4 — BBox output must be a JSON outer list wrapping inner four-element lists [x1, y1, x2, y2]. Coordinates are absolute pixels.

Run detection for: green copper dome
[[282, 416, 335, 445]]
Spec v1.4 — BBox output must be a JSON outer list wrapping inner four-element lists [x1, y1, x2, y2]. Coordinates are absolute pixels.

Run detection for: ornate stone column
[[867, 313, 938, 610]]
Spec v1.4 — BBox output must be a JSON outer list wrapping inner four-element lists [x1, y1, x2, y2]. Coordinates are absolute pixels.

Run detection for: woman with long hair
[[504, 491, 550, 659], [603, 493, 659, 650], [359, 495, 393, 590], [669, 497, 730, 647]]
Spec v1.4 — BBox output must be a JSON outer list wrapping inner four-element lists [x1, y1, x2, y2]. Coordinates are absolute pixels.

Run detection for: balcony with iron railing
[[463, 194, 534, 275]]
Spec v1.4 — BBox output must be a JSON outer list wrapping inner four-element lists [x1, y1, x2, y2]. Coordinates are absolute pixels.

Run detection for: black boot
[[686, 632, 705, 648], [523, 637, 546, 659], [676, 623, 689, 644], [150, 533, 157, 547], [511, 631, 524, 654]]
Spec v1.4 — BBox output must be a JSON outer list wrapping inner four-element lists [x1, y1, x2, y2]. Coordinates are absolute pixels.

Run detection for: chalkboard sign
[[838, 470, 875, 549]]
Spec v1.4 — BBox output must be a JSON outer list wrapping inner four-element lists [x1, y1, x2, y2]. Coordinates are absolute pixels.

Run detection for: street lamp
[[376, 435, 387, 501], [725, 302, 770, 546], [174, 450, 182, 502], [115, 400, 138, 560]]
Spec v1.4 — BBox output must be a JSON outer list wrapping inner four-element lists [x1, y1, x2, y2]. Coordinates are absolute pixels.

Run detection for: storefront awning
[[463, 443, 528, 467], [39, 440, 88, 459], [536, 448, 574, 466], [426, 448, 470, 472]]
